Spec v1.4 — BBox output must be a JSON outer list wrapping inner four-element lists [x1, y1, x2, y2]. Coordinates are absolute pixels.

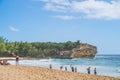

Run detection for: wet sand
[[0, 65, 119, 80], [0, 57, 23, 60]]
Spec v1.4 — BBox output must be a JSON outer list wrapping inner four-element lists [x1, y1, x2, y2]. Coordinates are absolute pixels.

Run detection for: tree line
[[0, 36, 80, 57]]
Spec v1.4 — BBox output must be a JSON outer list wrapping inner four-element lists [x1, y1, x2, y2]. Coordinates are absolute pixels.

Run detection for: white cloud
[[38, 0, 70, 5], [71, 0, 120, 20], [50, 0, 70, 6], [34, 0, 49, 2], [9, 26, 19, 32], [44, 3, 68, 12], [38, 0, 120, 20], [53, 15, 77, 20]]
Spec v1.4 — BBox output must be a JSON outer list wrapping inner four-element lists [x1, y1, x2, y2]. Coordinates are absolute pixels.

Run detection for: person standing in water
[[60, 65, 63, 70], [49, 64, 52, 69], [16, 55, 19, 66], [87, 67, 91, 74], [65, 66, 67, 71], [70, 65, 74, 72], [75, 67, 77, 72], [94, 68, 97, 75]]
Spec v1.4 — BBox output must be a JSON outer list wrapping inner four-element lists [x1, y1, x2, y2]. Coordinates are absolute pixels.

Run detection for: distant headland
[[0, 37, 97, 58], [53, 43, 97, 59]]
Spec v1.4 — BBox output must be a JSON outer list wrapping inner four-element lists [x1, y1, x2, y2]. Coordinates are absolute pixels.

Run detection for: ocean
[[9, 55, 120, 78]]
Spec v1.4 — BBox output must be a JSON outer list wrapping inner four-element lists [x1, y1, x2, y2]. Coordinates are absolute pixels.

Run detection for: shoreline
[[0, 65, 120, 80], [0, 57, 24, 60], [0, 57, 50, 60], [1, 57, 120, 79]]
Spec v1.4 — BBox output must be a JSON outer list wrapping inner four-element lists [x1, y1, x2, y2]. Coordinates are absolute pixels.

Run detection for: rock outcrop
[[71, 43, 97, 58], [57, 43, 97, 58]]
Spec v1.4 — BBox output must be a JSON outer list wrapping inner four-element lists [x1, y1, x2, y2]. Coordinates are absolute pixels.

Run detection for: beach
[[0, 65, 120, 80]]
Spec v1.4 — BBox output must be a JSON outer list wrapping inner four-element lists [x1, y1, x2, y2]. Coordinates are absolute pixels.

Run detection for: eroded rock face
[[71, 44, 97, 58], [58, 43, 97, 58]]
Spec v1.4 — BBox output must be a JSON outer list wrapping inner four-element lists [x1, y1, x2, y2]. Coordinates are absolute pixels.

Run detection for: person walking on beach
[[87, 67, 91, 74], [75, 67, 77, 72], [94, 68, 97, 75], [65, 66, 67, 71], [70, 65, 74, 72], [49, 64, 52, 69], [16, 55, 19, 66], [60, 65, 63, 70]]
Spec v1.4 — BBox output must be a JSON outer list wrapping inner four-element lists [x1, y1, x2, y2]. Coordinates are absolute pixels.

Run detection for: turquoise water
[[9, 55, 120, 78]]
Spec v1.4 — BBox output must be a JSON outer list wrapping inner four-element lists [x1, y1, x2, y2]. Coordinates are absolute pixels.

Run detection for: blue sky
[[0, 0, 120, 54]]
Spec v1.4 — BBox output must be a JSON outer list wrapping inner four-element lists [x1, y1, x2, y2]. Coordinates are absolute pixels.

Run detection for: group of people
[[70, 65, 77, 72], [0, 59, 10, 65], [49, 64, 97, 75], [87, 67, 97, 75], [0, 55, 19, 66], [1, 55, 97, 75]]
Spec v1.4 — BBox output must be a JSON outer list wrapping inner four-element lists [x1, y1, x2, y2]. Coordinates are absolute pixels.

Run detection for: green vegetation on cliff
[[0, 36, 81, 57]]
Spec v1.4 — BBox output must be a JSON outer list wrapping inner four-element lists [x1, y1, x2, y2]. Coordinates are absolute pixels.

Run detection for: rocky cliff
[[71, 43, 97, 58], [56, 43, 97, 58]]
